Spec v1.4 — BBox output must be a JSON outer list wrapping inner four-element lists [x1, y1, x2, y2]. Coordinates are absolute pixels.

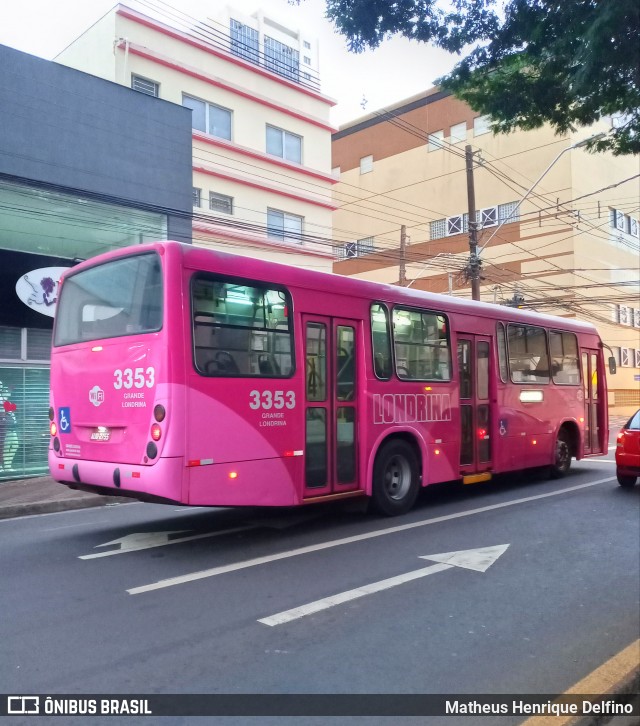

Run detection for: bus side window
[[549, 331, 579, 384], [507, 324, 550, 383], [370, 303, 391, 379]]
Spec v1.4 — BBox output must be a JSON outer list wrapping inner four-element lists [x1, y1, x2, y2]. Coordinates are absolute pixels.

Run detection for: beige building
[[332, 89, 640, 411], [57, 2, 336, 271]]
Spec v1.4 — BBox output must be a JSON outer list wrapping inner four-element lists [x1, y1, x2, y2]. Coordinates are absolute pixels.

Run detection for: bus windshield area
[[54, 252, 163, 346]]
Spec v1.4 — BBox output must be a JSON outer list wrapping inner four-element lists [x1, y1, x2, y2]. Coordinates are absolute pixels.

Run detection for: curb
[[521, 640, 640, 726], [0, 497, 130, 520]]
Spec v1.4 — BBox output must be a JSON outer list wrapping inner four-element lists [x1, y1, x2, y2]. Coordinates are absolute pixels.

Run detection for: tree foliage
[[320, 0, 640, 155]]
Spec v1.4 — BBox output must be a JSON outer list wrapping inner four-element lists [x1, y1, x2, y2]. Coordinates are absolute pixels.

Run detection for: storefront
[[0, 179, 174, 480], [0, 43, 193, 480]]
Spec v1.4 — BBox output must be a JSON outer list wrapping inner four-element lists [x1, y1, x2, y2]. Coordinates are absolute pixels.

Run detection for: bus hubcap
[[385, 455, 411, 500]]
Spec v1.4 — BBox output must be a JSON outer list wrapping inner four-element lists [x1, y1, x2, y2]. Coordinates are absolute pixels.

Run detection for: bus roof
[[69, 240, 600, 336]]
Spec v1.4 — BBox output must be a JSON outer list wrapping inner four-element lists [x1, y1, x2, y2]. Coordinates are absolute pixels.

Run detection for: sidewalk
[[0, 474, 130, 520]]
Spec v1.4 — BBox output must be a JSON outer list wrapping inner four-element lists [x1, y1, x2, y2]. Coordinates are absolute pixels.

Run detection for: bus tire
[[372, 439, 419, 516], [549, 429, 572, 479]]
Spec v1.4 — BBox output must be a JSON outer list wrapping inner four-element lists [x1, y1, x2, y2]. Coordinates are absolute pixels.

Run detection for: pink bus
[[49, 241, 609, 515]]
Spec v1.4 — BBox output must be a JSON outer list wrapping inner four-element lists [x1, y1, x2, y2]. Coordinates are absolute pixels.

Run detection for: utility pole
[[465, 145, 481, 301], [399, 225, 407, 285]]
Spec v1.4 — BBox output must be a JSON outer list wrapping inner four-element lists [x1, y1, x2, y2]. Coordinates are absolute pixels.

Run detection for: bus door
[[303, 315, 359, 498], [457, 334, 493, 481], [581, 350, 603, 454]]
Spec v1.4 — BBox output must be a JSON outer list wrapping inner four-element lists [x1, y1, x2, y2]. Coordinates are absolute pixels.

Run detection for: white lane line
[[127, 476, 614, 595], [259, 544, 511, 627], [259, 563, 451, 626]]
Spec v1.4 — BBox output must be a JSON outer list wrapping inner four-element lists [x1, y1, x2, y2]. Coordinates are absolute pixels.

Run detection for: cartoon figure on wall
[[0, 383, 18, 472]]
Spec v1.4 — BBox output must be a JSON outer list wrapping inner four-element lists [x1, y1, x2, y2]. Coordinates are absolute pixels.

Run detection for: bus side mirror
[[608, 357, 617, 375]]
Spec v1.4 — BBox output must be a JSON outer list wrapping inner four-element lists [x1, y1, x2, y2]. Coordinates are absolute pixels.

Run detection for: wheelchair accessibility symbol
[[58, 407, 72, 434]]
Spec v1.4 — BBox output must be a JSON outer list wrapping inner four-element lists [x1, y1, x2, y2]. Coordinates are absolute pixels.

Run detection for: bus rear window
[[192, 276, 293, 377], [54, 253, 163, 346]]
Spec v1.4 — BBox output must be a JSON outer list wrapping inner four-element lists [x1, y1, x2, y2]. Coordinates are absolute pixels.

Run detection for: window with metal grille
[[0, 327, 51, 362], [131, 75, 159, 97], [193, 188, 202, 208], [230, 19, 259, 64], [264, 36, 299, 82], [209, 192, 233, 215]]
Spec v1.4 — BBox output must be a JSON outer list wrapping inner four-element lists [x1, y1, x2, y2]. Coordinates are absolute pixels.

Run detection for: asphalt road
[[1, 455, 638, 726]]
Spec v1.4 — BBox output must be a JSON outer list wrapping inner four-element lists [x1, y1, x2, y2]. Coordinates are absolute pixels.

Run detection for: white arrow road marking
[[258, 545, 510, 626], [127, 477, 611, 595], [79, 525, 257, 559]]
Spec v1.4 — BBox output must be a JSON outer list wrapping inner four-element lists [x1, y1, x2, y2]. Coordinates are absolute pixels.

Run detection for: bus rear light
[[579, 417, 585, 423], [150, 424, 162, 441], [153, 404, 166, 422], [53, 438, 60, 452], [532, 439, 538, 445], [283, 450, 304, 457], [477, 428, 488, 439], [424, 386, 432, 391], [146, 442, 158, 459], [91, 346, 103, 352], [49, 407, 55, 421], [58, 464, 65, 470], [50, 422, 58, 436], [229, 471, 239, 480], [434, 449, 441, 455]]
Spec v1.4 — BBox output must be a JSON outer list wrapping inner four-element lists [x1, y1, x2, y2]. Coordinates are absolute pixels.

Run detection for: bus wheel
[[550, 429, 571, 478], [372, 439, 419, 516]]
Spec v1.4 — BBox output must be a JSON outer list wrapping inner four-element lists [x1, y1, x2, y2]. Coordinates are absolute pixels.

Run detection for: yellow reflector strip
[[462, 473, 492, 485]]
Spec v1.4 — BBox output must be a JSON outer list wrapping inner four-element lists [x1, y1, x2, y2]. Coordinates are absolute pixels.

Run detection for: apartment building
[[332, 89, 640, 408], [57, 2, 336, 271]]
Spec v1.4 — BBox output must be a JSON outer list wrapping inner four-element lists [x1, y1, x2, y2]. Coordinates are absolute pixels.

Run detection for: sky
[[0, 0, 458, 126]]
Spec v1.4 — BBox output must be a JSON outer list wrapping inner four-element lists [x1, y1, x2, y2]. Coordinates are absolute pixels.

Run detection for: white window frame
[[183, 95, 232, 140], [266, 125, 302, 164], [360, 155, 373, 174], [267, 208, 303, 243], [447, 214, 468, 236], [473, 115, 491, 136], [479, 207, 498, 228], [428, 130, 444, 151], [450, 122, 467, 143]]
